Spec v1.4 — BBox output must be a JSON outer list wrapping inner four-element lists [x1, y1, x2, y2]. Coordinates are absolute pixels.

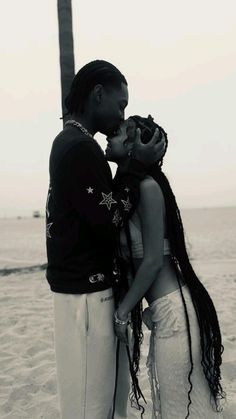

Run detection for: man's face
[[96, 82, 128, 136]]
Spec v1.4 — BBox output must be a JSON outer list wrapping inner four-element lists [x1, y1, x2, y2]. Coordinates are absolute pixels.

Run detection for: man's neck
[[71, 113, 96, 137]]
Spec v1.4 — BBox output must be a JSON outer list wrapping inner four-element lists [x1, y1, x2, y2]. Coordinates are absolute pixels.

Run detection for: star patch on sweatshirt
[[46, 186, 52, 218], [112, 209, 122, 227], [46, 223, 53, 239], [86, 186, 94, 194], [99, 192, 117, 210], [121, 197, 132, 212]]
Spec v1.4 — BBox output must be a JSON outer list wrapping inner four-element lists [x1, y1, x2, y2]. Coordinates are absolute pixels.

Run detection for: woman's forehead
[[117, 119, 136, 138], [119, 120, 129, 132], [125, 118, 136, 139], [126, 118, 135, 127], [119, 118, 135, 131]]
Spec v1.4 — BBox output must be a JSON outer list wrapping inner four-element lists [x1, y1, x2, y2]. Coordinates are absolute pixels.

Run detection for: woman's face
[[105, 120, 133, 163]]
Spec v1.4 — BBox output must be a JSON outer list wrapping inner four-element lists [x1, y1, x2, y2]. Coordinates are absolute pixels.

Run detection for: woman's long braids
[[63, 59, 127, 117], [124, 222, 146, 417], [126, 115, 225, 418], [113, 231, 146, 417]]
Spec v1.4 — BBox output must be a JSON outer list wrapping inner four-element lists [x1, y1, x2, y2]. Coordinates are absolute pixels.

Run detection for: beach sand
[[0, 264, 235, 418], [0, 214, 235, 418]]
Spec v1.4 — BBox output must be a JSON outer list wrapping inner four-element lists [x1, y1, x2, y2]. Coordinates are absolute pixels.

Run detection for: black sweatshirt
[[46, 126, 146, 294]]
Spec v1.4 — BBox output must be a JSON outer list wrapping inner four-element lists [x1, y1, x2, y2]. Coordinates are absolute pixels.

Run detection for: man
[[46, 60, 165, 419]]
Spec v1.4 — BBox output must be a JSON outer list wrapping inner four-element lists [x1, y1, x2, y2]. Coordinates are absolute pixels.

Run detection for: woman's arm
[[117, 177, 165, 321]]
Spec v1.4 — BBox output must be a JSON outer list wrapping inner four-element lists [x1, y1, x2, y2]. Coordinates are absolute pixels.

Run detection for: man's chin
[[100, 128, 113, 136], [99, 124, 119, 137]]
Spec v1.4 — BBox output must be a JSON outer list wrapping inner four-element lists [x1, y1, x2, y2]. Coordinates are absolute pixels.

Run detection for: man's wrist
[[126, 159, 147, 180], [129, 158, 146, 171]]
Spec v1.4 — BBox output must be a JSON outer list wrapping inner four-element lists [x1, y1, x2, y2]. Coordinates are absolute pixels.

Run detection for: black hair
[[64, 60, 127, 116], [124, 115, 225, 418]]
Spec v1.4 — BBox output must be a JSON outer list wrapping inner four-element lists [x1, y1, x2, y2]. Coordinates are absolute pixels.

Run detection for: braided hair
[[125, 115, 225, 418], [64, 60, 127, 116]]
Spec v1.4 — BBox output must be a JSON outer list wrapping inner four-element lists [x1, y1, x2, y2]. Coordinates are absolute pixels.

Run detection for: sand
[[0, 262, 235, 418], [0, 213, 235, 418]]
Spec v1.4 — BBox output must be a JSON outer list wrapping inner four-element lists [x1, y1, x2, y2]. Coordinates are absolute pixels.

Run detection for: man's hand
[[132, 128, 166, 167]]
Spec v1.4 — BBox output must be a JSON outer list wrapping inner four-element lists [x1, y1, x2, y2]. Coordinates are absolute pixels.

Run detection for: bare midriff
[[132, 255, 185, 305]]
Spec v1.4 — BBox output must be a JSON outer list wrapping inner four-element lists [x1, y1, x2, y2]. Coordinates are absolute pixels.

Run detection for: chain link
[[65, 119, 94, 139]]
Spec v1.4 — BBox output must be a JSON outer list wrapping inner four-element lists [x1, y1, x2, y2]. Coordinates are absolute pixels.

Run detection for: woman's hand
[[114, 322, 129, 345], [142, 307, 153, 330], [114, 310, 129, 345]]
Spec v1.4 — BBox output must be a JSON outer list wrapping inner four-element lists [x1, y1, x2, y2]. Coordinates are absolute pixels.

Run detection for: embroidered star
[[46, 223, 53, 238], [121, 197, 132, 212], [46, 186, 52, 218], [112, 209, 122, 227], [124, 187, 130, 193], [87, 186, 94, 194], [99, 192, 117, 210]]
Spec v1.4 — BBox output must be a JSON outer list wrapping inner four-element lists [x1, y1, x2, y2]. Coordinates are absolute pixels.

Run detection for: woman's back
[[120, 175, 185, 303]]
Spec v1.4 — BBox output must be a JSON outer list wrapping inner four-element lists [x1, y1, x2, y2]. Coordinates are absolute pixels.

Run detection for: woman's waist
[[144, 285, 193, 337], [145, 258, 185, 303], [122, 256, 184, 299]]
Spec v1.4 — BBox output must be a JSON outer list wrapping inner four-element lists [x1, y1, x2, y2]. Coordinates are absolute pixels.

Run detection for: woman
[[106, 115, 225, 419]]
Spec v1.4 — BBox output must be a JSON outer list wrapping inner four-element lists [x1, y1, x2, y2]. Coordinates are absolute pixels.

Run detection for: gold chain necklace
[[65, 119, 94, 139], [65, 119, 104, 154]]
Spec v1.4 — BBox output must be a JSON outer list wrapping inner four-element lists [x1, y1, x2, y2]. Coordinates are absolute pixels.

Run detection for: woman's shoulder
[[135, 175, 167, 231], [138, 175, 165, 210], [140, 175, 163, 195]]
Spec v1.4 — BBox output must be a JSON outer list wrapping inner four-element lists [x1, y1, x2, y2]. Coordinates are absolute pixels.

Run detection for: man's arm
[[70, 141, 145, 238]]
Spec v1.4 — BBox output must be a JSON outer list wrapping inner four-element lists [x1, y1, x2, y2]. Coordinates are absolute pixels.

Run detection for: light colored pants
[[146, 285, 223, 419], [53, 288, 130, 419]]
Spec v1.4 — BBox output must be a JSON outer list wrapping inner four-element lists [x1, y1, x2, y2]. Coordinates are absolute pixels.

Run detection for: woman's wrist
[[114, 307, 129, 324], [117, 306, 129, 321]]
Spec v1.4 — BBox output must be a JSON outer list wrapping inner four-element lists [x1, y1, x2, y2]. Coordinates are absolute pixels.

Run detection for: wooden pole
[[57, 0, 75, 126]]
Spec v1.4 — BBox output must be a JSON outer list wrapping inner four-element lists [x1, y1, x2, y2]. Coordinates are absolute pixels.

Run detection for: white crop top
[[119, 215, 171, 261]]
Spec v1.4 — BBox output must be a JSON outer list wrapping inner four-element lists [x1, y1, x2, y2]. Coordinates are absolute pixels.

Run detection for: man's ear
[[92, 84, 103, 104]]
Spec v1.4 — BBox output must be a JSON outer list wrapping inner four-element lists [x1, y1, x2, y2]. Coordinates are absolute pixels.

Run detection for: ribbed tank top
[[120, 215, 171, 260]]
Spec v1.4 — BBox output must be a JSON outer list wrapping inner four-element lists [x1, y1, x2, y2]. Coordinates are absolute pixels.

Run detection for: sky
[[0, 0, 236, 217]]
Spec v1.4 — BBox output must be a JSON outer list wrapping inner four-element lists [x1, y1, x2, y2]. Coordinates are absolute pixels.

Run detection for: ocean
[[0, 207, 235, 271]]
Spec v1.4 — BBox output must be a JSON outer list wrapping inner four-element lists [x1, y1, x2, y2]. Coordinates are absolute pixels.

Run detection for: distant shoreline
[[0, 264, 47, 277], [0, 205, 235, 219]]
